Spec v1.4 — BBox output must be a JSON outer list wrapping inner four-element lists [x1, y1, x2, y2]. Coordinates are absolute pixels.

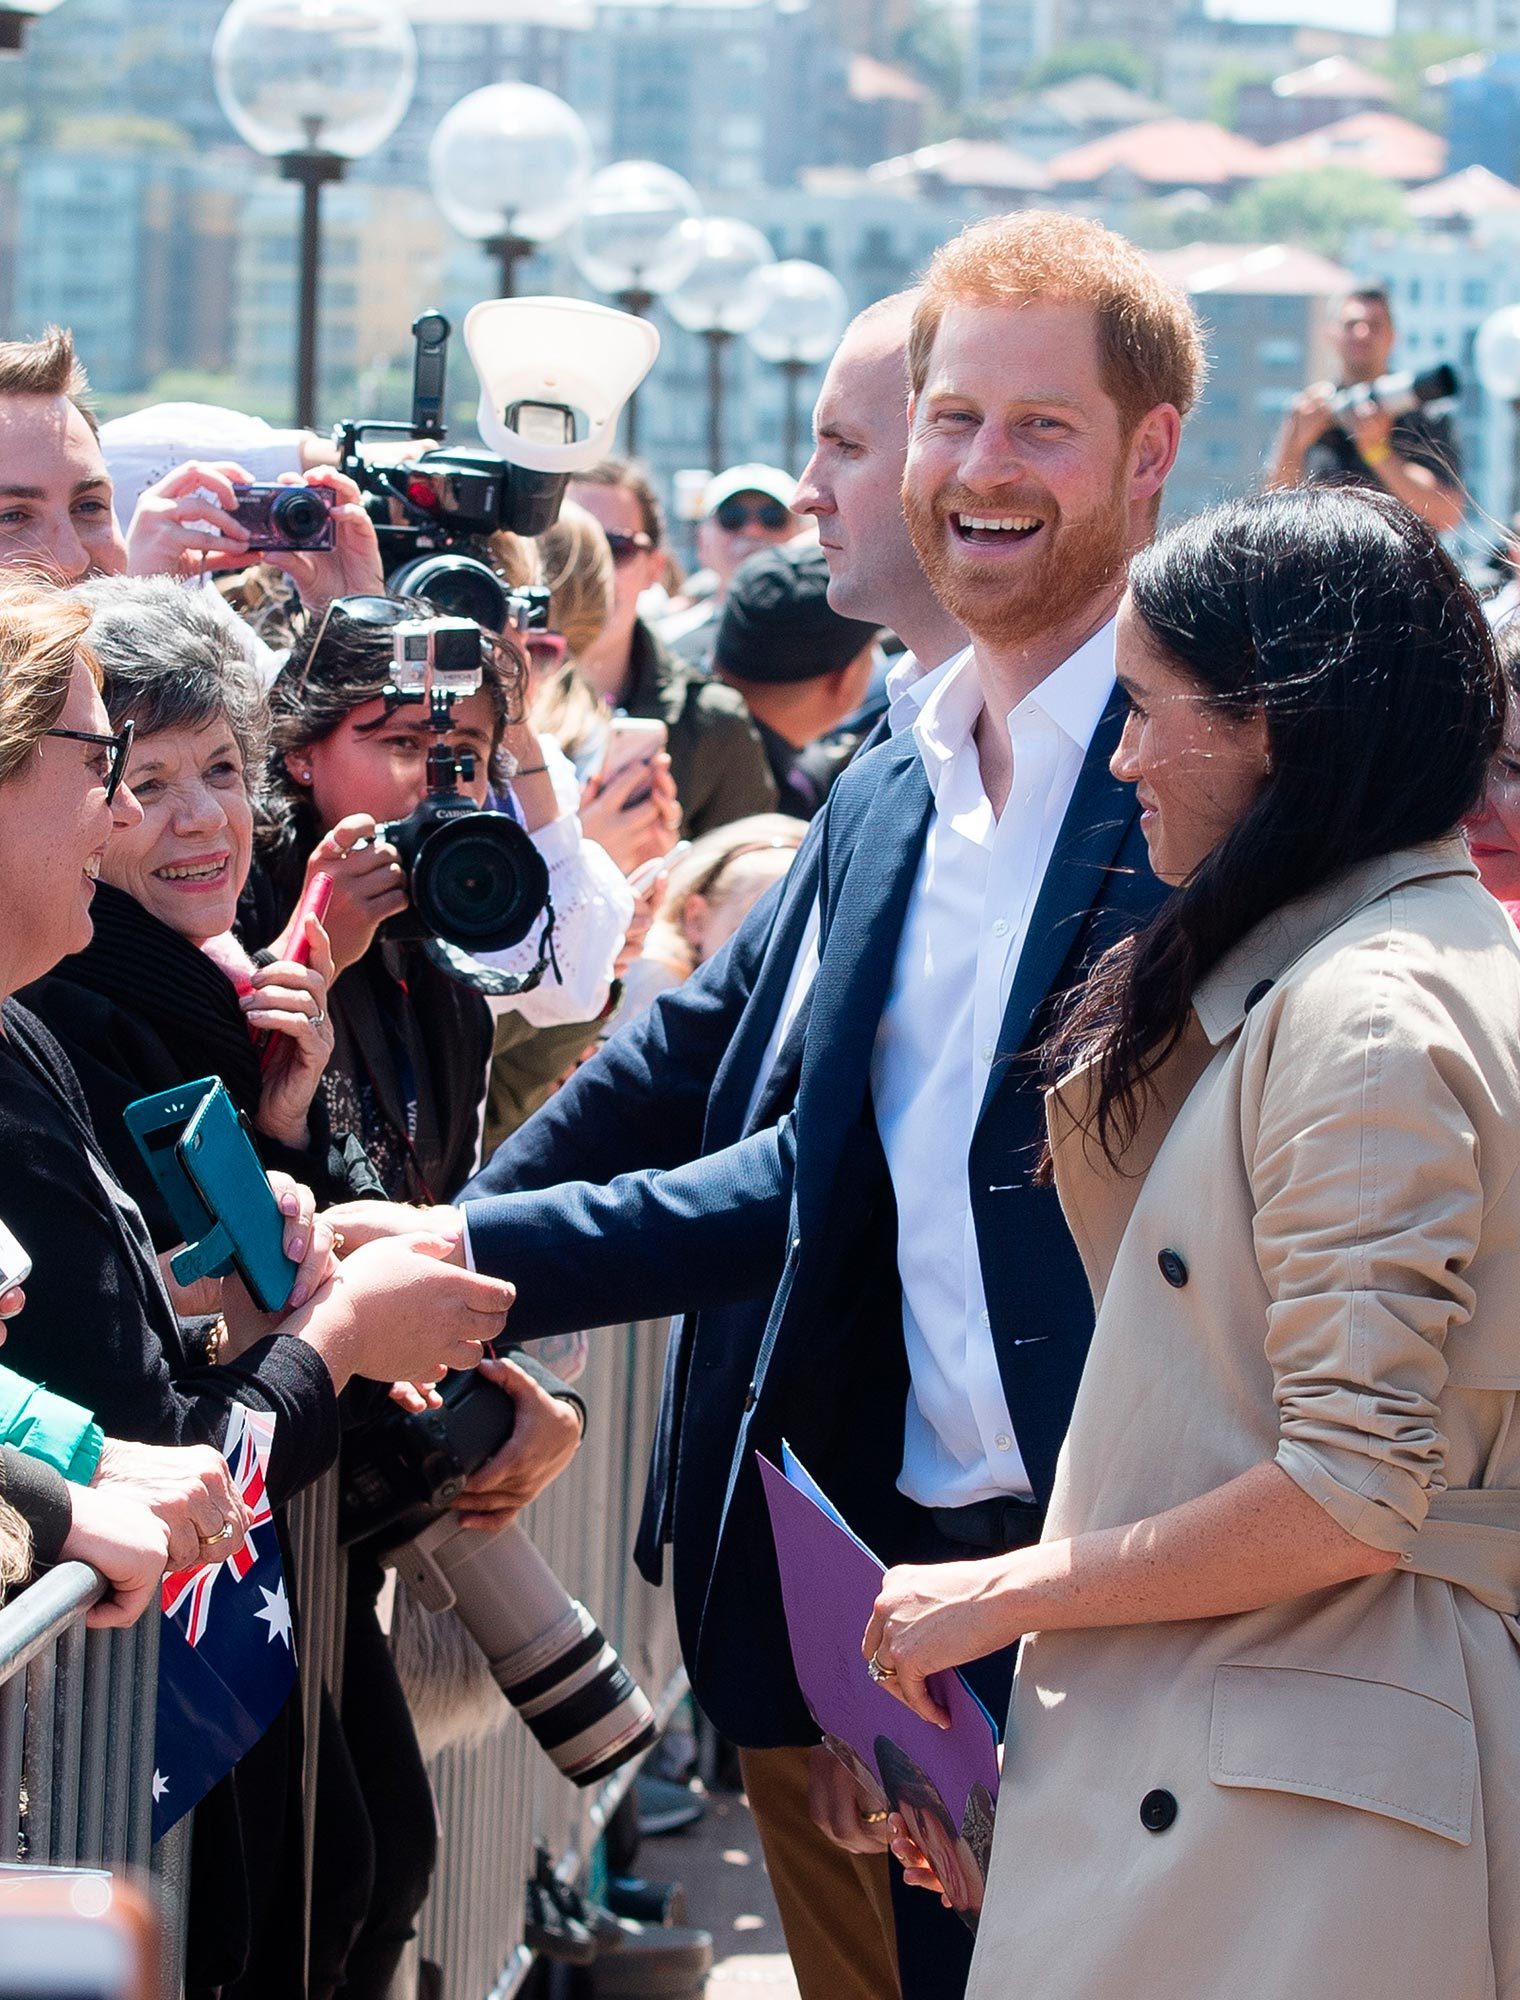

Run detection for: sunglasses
[[47, 718, 135, 805], [713, 497, 791, 534], [605, 530, 654, 566]]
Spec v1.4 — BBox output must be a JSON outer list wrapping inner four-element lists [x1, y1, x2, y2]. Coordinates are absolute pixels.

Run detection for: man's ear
[[1130, 403, 1182, 508]]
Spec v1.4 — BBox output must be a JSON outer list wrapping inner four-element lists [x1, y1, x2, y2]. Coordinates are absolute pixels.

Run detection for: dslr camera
[[378, 610, 553, 962], [340, 1368, 657, 1789], [1328, 361, 1460, 421], [336, 297, 660, 633], [230, 480, 337, 552]]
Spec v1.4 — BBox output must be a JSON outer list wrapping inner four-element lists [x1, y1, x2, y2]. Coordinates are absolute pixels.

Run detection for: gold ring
[[330, 1230, 346, 1253], [203, 1521, 236, 1547], [867, 1655, 897, 1684], [859, 1808, 889, 1825]]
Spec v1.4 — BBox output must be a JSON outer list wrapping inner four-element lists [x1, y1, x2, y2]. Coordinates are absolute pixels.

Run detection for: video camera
[[375, 609, 555, 962], [335, 298, 660, 634]]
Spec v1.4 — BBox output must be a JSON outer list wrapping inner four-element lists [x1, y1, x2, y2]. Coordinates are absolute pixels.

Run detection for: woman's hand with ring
[[862, 1556, 1024, 1730], [246, 917, 337, 1149]]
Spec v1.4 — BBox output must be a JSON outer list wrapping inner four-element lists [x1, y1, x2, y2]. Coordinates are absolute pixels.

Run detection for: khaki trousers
[[739, 1744, 900, 2000]]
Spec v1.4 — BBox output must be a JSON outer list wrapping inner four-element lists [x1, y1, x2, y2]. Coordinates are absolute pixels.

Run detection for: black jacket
[[623, 619, 776, 838], [22, 881, 379, 1251]]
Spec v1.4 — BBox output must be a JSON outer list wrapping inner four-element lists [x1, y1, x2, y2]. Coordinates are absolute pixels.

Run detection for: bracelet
[[1361, 441, 1393, 468]]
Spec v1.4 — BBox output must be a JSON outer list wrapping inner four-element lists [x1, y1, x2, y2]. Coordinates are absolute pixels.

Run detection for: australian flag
[[151, 1404, 296, 1842]]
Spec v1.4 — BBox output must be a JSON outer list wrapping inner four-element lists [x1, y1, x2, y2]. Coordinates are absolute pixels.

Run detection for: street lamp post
[[213, 0, 416, 430], [666, 217, 775, 476], [1477, 303, 1520, 527], [429, 82, 592, 301], [745, 260, 850, 473], [569, 161, 702, 454]]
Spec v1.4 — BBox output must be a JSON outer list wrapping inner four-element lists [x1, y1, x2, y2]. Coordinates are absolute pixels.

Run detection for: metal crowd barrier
[[0, 1316, 685, 2000]]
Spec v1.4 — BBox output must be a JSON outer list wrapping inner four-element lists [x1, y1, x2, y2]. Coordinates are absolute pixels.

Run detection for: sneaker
[[634, 1773, 706, 1838]]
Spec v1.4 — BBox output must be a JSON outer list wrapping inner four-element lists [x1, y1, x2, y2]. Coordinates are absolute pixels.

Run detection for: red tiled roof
[[1408, 162, 1520, 218], [1261, 110, 1446, 184], [849, 54, 929, 105], [1046, 118, 1273, 190], [868, 138, 1049, 193], [1148, 241, 1354, 296]]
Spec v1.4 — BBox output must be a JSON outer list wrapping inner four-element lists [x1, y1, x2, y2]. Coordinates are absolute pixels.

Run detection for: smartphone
[[126, 1079, 296, 1314], [257, 870, 334, 1072], [0, 1217, 31, 1296], [599, 717, 667, 805], [177, 1084, 298, 1314], [626, 841, 691, 899]]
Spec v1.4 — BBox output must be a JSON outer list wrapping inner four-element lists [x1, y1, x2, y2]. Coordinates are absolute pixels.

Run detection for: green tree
[[894, 4, 967, 112], [1223, 167, 1409, 259], [1023, 42, 1146, 92], [1207, 60, 1276, 132], [1377, 32, 1482, 131]]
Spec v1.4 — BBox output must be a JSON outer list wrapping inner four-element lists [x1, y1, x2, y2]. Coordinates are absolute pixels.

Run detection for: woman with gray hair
[[20, 574, 363, 1244]]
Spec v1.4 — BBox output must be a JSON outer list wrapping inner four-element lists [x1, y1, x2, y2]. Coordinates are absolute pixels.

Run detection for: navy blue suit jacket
[[461, 694, 1163, 1744]]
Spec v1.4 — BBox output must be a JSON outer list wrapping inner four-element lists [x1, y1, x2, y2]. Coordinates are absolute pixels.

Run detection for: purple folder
[[759, 1446, 1001, 1927]]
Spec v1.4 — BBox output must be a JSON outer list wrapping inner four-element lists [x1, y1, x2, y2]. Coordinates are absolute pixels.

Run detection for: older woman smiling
[[24, 576, 353, 1238]]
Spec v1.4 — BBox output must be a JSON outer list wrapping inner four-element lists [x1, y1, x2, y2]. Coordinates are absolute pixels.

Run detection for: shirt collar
[[886, 646, 961, 738], [912, 619, 1117, 792]]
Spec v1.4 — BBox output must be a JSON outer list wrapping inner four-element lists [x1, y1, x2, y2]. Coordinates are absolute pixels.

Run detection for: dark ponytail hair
[[1048, 483, 1503, 1166]]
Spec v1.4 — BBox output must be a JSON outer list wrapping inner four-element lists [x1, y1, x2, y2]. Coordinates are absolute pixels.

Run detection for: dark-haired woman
[[1466, 618, 1520, 924], [866, 486, 1520, 2000]]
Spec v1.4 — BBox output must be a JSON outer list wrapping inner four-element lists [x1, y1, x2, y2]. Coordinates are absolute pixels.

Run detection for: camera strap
[[419, 897, 561, 997]]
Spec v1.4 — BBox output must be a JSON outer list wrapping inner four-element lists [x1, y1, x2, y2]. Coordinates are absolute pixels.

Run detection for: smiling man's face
[[902, 300, 1137, 652], [0, 393, 127, 583]]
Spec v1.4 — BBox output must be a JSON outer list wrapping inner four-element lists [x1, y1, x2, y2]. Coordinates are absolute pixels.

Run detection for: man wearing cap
[[570, 456, 778, 838], [713, 542, 880, 820], [663, 463, 803, 668]]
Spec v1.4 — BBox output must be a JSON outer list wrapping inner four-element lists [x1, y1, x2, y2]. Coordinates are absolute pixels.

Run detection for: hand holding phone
[[598, 717, 667, 807]]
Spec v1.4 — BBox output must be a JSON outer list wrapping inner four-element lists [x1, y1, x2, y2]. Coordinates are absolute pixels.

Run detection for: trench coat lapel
[[977, 686, 1138, 1128]]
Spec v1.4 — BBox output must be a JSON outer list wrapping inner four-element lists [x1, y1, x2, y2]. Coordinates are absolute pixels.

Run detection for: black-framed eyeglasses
[[46, 718, 134, 804]]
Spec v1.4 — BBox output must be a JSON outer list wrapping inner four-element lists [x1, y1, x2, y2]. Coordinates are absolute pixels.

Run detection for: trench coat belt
[[1401, 1488, 1520, 1614]]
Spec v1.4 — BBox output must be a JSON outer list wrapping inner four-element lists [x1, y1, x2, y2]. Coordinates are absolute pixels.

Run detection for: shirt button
[[992, 918, 1010, 938], [1158, 1248, 1189, 1289], [994, 1433, 1012, 1452], [979, 1309, 990, 1327], [980, 1043, 995, 1063]]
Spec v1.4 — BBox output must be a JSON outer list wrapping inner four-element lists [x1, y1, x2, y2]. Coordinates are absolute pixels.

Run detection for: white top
[[476, 735, 634, 1027], [870, 622, 1116, 1508], [739, 649, 950, 1131]]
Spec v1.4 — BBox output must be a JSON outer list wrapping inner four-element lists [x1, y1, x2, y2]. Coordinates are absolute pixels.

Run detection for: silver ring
[[202, 1521, 236, 1547], [312, 1007, 325, 1027], [867, 1654, 897, 1685]]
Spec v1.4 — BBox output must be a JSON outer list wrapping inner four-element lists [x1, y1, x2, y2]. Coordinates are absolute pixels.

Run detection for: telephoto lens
[[392, 1516, 659, 1787], [382, 797, 551, 955]]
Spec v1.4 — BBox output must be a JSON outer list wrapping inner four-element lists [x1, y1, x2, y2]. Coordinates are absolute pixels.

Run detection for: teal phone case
[[125, 1078, 297, 1314]]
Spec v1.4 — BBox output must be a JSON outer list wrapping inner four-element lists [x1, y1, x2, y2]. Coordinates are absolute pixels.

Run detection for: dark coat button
[[1140, 1789, 1178, 1833], [1244, 978, 1274, 1012], [1158, 1248, 1188, 1288]]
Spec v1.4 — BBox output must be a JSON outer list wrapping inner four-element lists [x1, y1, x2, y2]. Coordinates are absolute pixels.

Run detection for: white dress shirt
[[740, 650, 953, 1130], [870, 622, 1116, 1508]]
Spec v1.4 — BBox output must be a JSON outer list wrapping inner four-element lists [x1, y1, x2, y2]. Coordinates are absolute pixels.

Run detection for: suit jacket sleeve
[[462, 866, 795, 1198], [464, 1119, 795, 1341]]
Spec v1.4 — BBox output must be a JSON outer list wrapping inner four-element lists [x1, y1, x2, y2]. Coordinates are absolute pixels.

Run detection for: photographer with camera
[[1266, 285, 1465, 533]]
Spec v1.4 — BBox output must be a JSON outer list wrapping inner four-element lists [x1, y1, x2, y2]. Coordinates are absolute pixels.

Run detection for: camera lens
[[268, 487, 329, 545], [386, 553, 508, 633], [411, 813, 550, 953]]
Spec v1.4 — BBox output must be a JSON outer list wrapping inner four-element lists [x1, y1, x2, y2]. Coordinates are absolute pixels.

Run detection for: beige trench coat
[[967, 842, 1520, 2000]]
